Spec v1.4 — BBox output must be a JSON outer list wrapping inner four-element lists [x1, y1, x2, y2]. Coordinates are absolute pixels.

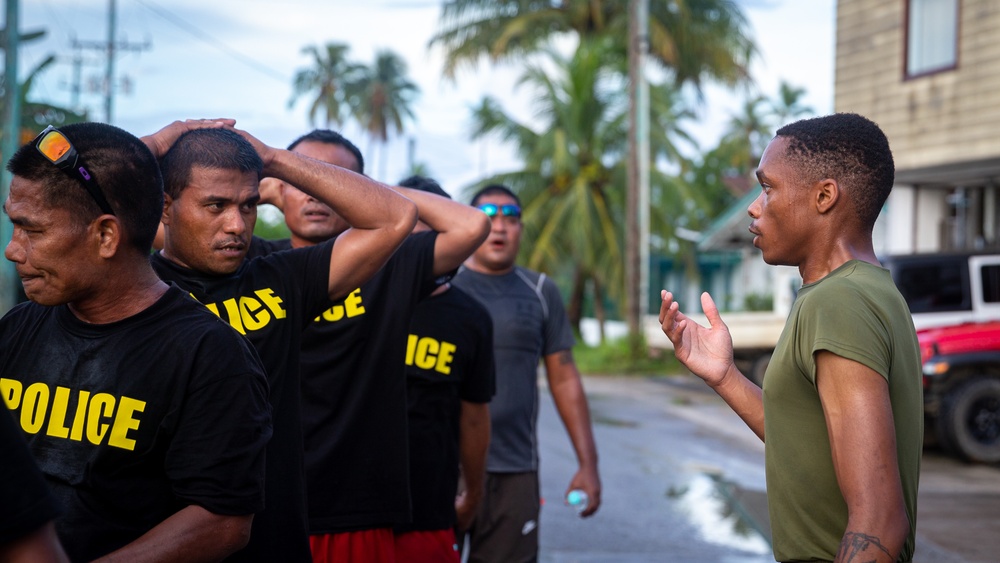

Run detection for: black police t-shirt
[[0, 286, 270, 561], [150, 242, 332, 563], [396, 286, 495, 533], [275, 231, 438, 534]]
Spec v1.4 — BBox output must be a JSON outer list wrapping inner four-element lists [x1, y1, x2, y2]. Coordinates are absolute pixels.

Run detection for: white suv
[[883, 252, 1000, 330]]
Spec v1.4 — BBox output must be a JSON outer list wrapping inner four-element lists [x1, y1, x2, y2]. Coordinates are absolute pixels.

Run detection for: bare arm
[[93, 506, 252, 563], [455, 401, 490, 532], [0, 523, 68, 563], [543, 349, 601, 517], [235, 130, 418, 301], [659, 291, 765, 440], [392, 186, 490, 276], [816, 352, 910, 563], [257, 177, 284, 209]]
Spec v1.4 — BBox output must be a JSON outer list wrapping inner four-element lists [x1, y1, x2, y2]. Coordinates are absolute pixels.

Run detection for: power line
[[134, 0, 288, 83]]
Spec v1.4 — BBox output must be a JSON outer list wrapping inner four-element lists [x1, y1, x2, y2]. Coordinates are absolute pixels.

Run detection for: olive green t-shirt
[[763, 260, 923, 562]]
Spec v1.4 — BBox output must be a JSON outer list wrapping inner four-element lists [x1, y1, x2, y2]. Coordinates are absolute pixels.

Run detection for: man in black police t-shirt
[[1, 122, 271, 562], [251, 132, 489, 561], [391, 176, 496, 562], [145, 120, 417, 562]]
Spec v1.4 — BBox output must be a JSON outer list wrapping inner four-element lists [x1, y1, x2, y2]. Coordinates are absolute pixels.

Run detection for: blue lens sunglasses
[[477, 203, 521, 218]]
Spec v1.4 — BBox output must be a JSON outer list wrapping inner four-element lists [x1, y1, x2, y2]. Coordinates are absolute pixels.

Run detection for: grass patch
[[573, 335, 681, 375]]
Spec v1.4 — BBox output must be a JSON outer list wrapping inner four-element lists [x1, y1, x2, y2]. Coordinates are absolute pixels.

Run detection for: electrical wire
[[134, 0, 288, 83]]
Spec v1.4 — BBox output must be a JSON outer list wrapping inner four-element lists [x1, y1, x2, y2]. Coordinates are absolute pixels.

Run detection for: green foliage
[[253, 209, 291, 241], [288, 43, 363, 127], [349, 51, 419, 144], [466, 39, 705, 328], [743, 292, 773, 312], [430, 0, 755, 91], [574, 336, 681, 375], [289, 44, 419, 179]]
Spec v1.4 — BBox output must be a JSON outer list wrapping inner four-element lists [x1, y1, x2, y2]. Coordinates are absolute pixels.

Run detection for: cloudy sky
[[17, 0, 835, 194]]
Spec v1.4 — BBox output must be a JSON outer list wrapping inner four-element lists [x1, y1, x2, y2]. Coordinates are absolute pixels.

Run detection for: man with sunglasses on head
[[451, 184, 601, 563], [143, 121, 417, 563], [250, 131, 490, 563], [1, 122, 272, 562]]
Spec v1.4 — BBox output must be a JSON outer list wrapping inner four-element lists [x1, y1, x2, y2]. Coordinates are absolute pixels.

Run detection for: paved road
[[535, 375, 1000, 563]]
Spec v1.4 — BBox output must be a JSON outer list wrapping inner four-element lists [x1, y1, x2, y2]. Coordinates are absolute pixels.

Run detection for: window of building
[[906, 0, 959, 77]]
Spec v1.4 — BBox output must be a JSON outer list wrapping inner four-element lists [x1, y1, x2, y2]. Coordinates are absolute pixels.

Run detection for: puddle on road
[[667, 472, 772, 555]]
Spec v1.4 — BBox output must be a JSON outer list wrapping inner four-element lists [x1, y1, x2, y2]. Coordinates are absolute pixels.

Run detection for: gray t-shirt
[[452, 266, 575, 472]]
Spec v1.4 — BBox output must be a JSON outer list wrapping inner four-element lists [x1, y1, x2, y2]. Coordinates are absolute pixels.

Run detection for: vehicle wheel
[[938, 377, 1000, 463], [749, 353, 771, 387]]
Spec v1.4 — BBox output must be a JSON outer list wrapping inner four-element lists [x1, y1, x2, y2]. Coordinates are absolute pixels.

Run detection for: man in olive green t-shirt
[[659, 113, 922, 563]]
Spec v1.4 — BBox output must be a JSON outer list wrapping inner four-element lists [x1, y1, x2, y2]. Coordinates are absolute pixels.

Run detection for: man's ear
[[162, 193, 174, 225], [815, 178, 840, 215], [95, 216, 122, 259]]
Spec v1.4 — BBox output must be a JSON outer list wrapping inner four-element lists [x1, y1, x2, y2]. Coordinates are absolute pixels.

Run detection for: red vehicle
[[919, 321, 1000, 463]]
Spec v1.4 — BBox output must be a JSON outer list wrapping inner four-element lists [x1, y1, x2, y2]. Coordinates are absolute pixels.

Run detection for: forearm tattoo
[[557, 350, 573, 365], [836, 531, 892, 562]]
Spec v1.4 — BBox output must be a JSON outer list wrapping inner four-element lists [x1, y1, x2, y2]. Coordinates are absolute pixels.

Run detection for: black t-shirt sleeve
[[164, 325, 272, 515], [0, 409, 61, 544], [457, 292, 496, 404], [409, 231, 442, 298], [262, 238, 337, 323]]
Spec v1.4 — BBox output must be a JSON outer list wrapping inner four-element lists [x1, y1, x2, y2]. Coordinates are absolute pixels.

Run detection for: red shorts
[[393, 529, 460, 563], [309, 528, 395, 563]]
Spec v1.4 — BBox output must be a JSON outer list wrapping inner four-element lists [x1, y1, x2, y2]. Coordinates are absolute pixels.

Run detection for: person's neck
[[464, 258, 514, 276], [798, 237, 879, 285], [290, 231, 340, 249], [68, 262, 169, 324]]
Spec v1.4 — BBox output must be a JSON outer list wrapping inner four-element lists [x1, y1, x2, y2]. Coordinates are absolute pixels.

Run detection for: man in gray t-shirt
[[452, 184, 601, 563]]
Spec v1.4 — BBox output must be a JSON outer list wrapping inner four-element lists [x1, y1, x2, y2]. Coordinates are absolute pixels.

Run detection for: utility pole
[[71, 0, 149, 124], [1, 0, 45, 313], [626, 0, 650, 359], [104, 0, 115, 122]]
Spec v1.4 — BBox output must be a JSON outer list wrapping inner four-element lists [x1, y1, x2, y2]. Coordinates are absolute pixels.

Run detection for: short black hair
[[775, 113, 894, 228], [7, 122, 163, 253], [469, 183, 521, 207], [399, 175, 450, 199], [287, 129, 364, 174], [159, 128, 263, 199]]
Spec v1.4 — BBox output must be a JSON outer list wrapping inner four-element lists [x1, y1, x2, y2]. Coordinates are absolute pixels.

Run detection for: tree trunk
[[567, 267, 586, 335], [625, 0, 648, 361], [593, 276, 607, 345]]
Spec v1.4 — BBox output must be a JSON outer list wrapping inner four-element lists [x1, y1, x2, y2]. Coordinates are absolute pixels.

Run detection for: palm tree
[[769, 80, 813, 128], [288, 42, 363, 127], [467, 40, 698, 336], [719, 95, 772, 175], [431, 0, 754, 87], [712, 82, 816, 184], [348, 50, 420, 181], [433, 0, 756, 353]]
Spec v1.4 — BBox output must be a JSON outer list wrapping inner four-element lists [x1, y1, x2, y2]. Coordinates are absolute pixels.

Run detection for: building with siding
[[836, 0, 1000, 253]]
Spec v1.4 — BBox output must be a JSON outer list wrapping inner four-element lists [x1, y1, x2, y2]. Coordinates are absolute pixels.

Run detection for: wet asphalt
[[536, 375, 1000, 563]]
